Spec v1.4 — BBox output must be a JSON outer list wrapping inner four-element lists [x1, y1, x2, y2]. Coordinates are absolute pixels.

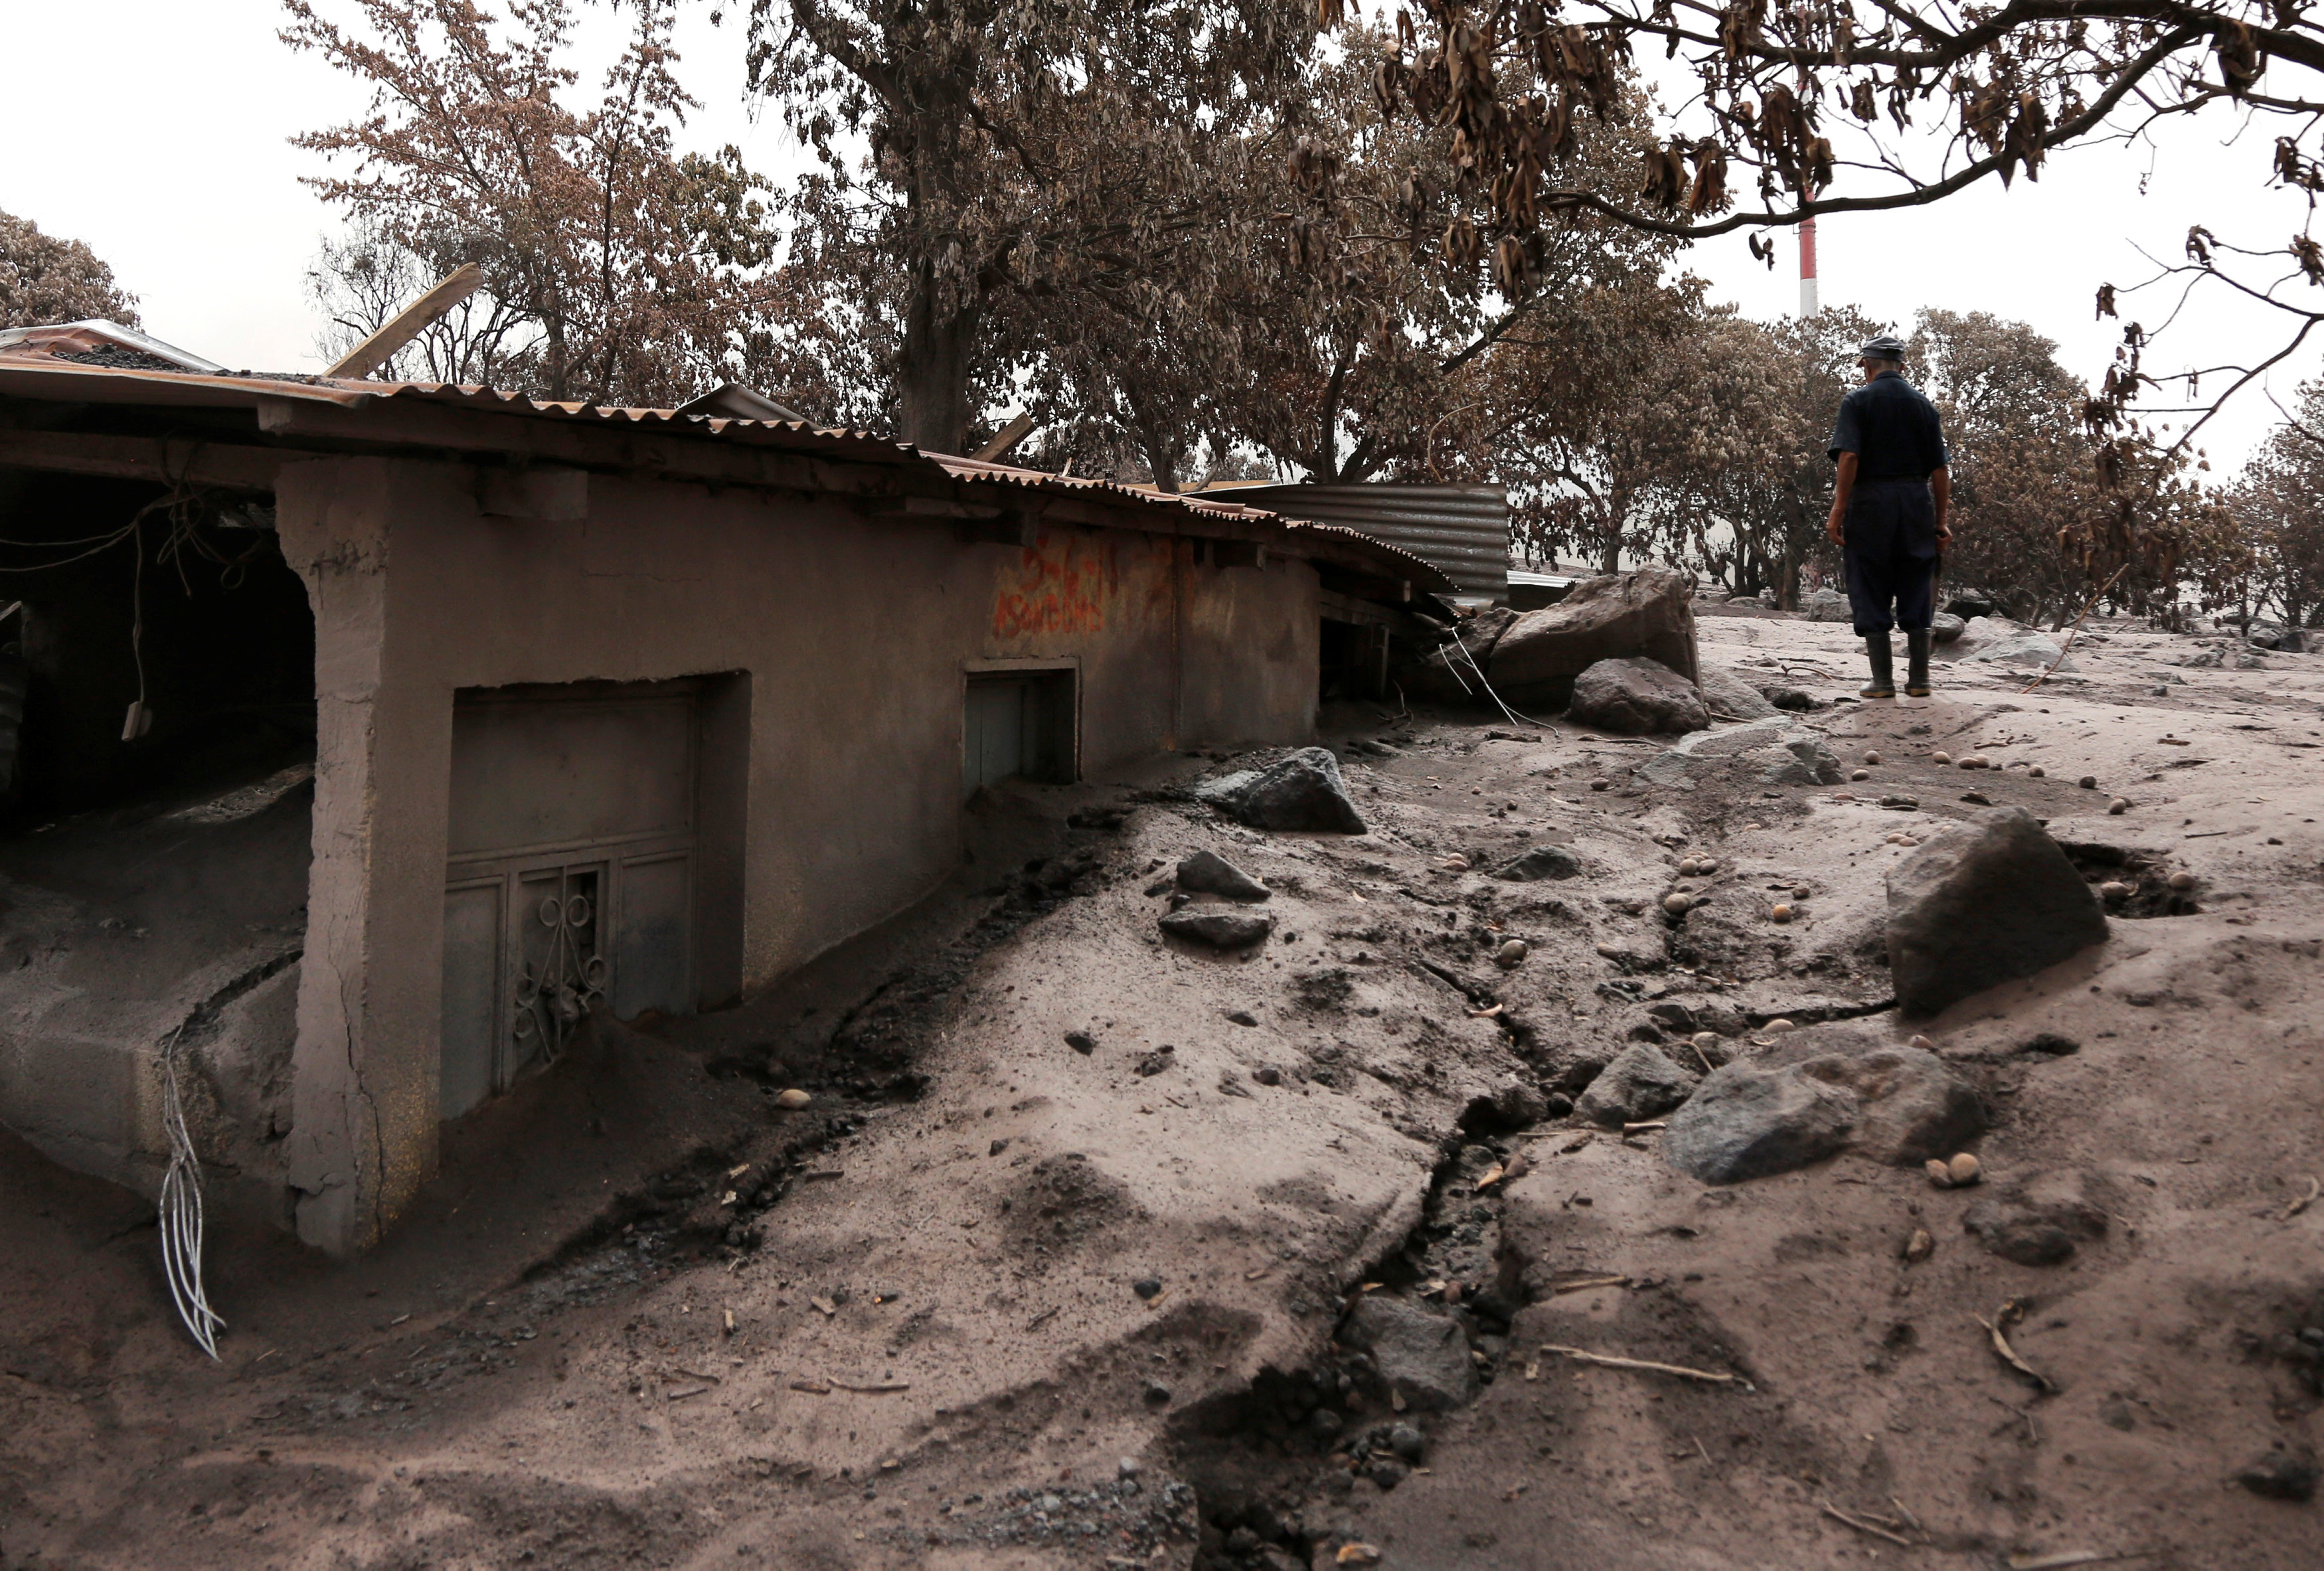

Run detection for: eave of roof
[[0, 359, 1453, 594]]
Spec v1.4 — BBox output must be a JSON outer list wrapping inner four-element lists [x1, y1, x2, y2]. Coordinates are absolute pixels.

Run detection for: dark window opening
[[1319, 618, 1390, 702], [0, 469, 314, 822], [963, 667, 1076, 796]]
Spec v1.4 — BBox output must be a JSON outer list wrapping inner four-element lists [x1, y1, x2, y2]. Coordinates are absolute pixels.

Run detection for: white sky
[[3, 0, 2315, 468]]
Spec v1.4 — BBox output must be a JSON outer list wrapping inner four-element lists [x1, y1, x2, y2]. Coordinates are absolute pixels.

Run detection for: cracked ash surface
[[3, 607, 2324, 1568]]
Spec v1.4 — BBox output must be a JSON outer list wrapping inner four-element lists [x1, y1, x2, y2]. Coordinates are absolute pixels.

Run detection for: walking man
[[1825, 334, 1951, 698]]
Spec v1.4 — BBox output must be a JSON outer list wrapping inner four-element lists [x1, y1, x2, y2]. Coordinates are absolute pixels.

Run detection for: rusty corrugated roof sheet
[[0, 355, 1452, 591]]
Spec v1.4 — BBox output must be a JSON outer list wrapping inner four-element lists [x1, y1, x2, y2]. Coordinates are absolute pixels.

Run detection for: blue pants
[[1841, 479, 1939, 635]]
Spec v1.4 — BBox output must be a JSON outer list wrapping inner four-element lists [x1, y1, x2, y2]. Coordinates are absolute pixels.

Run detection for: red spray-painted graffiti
[[991, 532, 1115, 640]]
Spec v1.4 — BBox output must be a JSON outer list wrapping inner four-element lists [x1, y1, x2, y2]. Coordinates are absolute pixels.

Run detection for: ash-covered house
[[0, 337, 1449, 1256]]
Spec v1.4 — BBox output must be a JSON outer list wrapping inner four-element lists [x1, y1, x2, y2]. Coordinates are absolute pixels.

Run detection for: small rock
[[1336, 1546, 1383, 1567], [2028, 766, 2045, 778], [2236, 1449, 2318, 1503], [2108, 797, 2130, 815], [1576, 1043, 1699, 1127], [1118, 1457, 1143, 1479], [1494, 843, 1583, 881], [1159, 907, 1275, 948], [1926, 1158, 1955, 1189], [1764, 1019, 1796, 1034], [1388, 1422, 1427, 1461], [1341, 1295, 1479, 1411], [1177, 850, 1271, 902], [1948, 1152, 1982, 1186], [1679, 857, 1702, 875], [1065, 1031, 1098, 1054], [1791, 885, 1811, 900], [1959, 755, 1989, 770], [1308, 1408, 1345, 1440], [1495, 939, 1529, 968], [1544, 1092, 1574, 1117], [1961, 789, 1991, 806], [1133, 1277, 1163, 1299], [1932, 751, 1953, 764], [1770, 904, 1794, 923], [776, 1088, 813, 1110], [1961, 1169, 2110, 1264], [2078, 775, 2098, 789], [1902, 1228, 1934, 1263], [1662, 892, 1694, 916], [2099, 880, 2133, 900], [1851, 768, 1870, 782], [1697, 859, 1719, 875], [1226, 1009, 1260, 1027], [1864, 751, 1883, 764], [1589, 778, 1610, 791], [2168, 870, 2197, 891], [1253, 1066, 1284, 1086], [1697, 665, 1782, 720], [1141, 1380, 1172, 1404], [1365, 1457, 1410, 1491]]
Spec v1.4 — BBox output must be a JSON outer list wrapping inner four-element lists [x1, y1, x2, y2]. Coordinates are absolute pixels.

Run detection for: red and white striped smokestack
[[1799, 191, 1820, 317]]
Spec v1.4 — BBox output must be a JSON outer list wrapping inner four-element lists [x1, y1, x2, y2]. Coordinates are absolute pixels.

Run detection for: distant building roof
[[0, 319, 223, 374]]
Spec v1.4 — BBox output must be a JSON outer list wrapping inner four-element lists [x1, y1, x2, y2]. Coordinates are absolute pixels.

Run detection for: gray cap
[[1857, 334, 1908, 363]]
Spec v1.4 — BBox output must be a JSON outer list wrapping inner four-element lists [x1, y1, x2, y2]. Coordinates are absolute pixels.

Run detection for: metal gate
[[439, 683, 701, 1118]]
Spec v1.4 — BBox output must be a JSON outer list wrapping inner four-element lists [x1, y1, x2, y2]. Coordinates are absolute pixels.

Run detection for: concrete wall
[[272, 457, 1320, 1253]]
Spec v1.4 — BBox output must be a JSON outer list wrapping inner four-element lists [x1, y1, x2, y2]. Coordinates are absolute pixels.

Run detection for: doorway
[[438, 677, 746, 1119]]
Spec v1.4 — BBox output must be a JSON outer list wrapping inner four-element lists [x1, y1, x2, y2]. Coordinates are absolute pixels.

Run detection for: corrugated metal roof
[[1186, 482, 1511, 599], [934, 456, 1453, 590], [0, 358, 1452, 593]]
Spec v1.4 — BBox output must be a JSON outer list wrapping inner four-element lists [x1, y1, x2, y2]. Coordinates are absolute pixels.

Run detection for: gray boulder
[[1574, 1044, 1698, 1127], [1636, 715, 1834, 787], [1744, 733, 1846, 787], [1961, 1170, 2110, 1265], [1697, 665, 1781, 720], [1768, 1037, 1984, 1164], [1965, 630, 2075, 672], [1886, 807, 2108, 1017], [1339, 1295, 1478, 1411], [1662, 1063, 1858, 1183], [1488, 568, 1699, 706], [1196, 748, 1367, 834], [1663, 1031, 1983, 1183], [1493, 843, 1582, 882], [1800, 586, 1853, 623], [1930, 612, 1966, 645], [1176, 850, 1270, 902], [1159, 908, 1274, 949], [1567, 657, 1710, 736]]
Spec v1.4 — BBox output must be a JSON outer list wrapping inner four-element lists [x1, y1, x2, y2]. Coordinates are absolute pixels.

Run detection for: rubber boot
[[1906, 629, 1933, 697], [1860, 634, 1896, 699]]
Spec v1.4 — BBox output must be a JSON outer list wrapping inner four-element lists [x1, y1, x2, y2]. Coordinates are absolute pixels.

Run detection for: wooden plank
[[0, 430, 282, 491], [325, 264, 485, 380], [969, 412, 1036, 463]]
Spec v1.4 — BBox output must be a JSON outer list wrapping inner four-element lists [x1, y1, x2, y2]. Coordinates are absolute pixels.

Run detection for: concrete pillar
[[274, 458, 450, 1255]]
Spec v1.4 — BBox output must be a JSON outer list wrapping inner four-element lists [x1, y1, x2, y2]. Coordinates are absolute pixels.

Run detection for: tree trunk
[[897, 263, 976, 452]]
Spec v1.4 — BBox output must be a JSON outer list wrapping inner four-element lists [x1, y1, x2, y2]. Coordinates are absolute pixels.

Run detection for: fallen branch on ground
[[1537, 1344, 1750, 1389], [2281, 1176, 2319, 1220], [1975, 1299, 2056, 1393], [1817, 1501, 1915, 1547]]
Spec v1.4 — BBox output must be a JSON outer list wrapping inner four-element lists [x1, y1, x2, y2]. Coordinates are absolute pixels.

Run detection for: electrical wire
[[158, 1025, 224, 1359], [1431, 626, 1558, 732]]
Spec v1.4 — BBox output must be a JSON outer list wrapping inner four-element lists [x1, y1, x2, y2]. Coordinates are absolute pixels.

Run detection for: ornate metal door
[[438, 684, 700, 1118]]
